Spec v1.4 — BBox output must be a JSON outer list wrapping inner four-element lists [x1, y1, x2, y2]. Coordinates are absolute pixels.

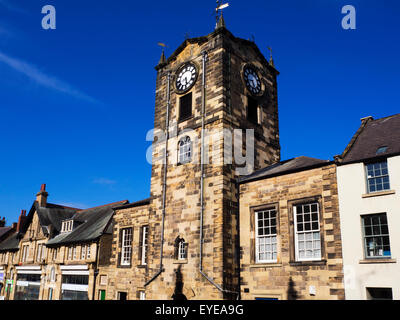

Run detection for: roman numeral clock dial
[[176, 63, 197, 93], [244, 66, 261, 94]]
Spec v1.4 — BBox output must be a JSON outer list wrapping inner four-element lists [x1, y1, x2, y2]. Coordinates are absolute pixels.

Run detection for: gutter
[[145, 71, 171, 287]]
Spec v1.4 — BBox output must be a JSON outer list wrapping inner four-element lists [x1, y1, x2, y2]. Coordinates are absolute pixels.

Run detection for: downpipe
[[198, 50, 239, 300], [145, 71, 171, 287]]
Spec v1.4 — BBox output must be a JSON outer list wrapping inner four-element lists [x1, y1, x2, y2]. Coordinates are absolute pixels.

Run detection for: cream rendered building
[[336, 114, 400, 300]]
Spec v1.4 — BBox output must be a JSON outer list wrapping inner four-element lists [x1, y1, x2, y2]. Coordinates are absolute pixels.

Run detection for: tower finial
[[268, 46, 275, 67], [215, 1, 229, 30], [157, 42, 168, 65]]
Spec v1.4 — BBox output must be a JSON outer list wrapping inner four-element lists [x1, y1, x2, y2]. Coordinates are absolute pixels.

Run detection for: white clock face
[[176, 63, 197, 92], [244, 66, 261, 94]]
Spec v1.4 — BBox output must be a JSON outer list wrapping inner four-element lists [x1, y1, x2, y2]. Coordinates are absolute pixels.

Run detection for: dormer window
[[376, 146, 388, 155], [61, 220, 73, 233]]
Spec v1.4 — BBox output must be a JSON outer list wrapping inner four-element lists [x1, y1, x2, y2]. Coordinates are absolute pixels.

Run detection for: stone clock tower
[[145, 18, 280, 300]]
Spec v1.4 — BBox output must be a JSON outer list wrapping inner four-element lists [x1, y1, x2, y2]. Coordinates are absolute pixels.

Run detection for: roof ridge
[[77, 200, 129, 212]]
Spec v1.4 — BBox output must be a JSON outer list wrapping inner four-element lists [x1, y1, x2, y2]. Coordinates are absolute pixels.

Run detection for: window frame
[[120, 228, 133, 266], [178, 239, 187, 261], [178, 92, 193, 122], [178, 136, 192, 164], [361, 213, 391, 259], [365, 160, 390, 194], [254, 207, 278, 263], [140, 225, 149, 266], [293, 202, 322, 262]]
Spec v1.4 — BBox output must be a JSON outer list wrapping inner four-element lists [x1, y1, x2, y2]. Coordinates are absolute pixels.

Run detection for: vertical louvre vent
[[179, 92, 192, 121], [247, 95, 258, 124]]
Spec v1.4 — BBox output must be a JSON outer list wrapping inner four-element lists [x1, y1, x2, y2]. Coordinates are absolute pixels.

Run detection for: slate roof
[[340, 114, 400, 164], [0, 232, 20, 252], [238, 156, 331, 184], [0, 227, 12, 239], [46, 200, 128, 247]]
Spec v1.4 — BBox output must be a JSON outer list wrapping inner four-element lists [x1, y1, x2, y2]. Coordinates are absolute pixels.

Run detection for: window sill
[[250, 262, 282, 268], [362, 190, 395, 198], [359, 258, 396, 264], [173, 259, 188, 264], [137, 264, 147, 269], [289, 260, 327, 267], [117, 264, 132, 269]]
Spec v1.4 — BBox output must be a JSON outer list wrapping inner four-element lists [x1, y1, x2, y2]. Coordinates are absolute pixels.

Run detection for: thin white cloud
[[0, 50, 101, 104], [93, 178, 117, 186]]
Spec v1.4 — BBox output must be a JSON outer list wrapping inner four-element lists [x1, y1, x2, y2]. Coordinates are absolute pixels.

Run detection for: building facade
[[336, 114, 400, 300], [238, 157, 345, 300]]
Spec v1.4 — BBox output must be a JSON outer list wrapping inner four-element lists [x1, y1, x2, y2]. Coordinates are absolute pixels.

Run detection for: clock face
[[244, 66, 261, 94], [176, 63, 197, 93]]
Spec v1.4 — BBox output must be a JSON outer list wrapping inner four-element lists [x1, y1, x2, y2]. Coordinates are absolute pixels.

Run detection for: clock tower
[[145, 18, 280, 299]]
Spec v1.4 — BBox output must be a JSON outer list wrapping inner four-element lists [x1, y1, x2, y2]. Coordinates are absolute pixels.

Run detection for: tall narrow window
[[178, 136, 192, 164], [81, 245, 86, 260], [120, 228, 133, 266], [179, 92, 192, 121], [140, 226, 149, 266], [50, 267, 56, 282], [36, 244, 42, 262], [247, 95, 258, 124], [294, 202, 321, 261], [21, 245, 28, 262], [255, 208, 278, 263], [366, 161, 390, 193], [178, 239, 187, 260], [68, 246, 73, 260], [73, 246, 77, 260], [362, 213, 391, 258], [87, 244, 91, 259]]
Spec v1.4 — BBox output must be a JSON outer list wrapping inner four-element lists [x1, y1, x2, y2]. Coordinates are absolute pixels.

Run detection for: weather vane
[[216, 0, 229, 25]]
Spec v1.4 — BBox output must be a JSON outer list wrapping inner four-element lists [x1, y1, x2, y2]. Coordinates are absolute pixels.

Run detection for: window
[[140, 226, 149, 265], [52, 248, 57, 261], [48, 288, 53, 300], [21, 245, 29, 262], [139, 291, 146, 300], [174, 237, 187, 260], [81, 245, 86, 260], [366, 288, 393, 300], [366, 161, 390, 193], [120, 228, 133, 266], [50, 267, 56, 282], [255, 208, 278, 263], [36, 244, 42, 262], [73, 246, 77, 260], [362, 213, 391, 258], [86, 244, 91, 259], [178, 136, 192, 164], [61, 220, 73, 233], [68, 246, 73, 260], [376, 146, 388, 155], [294, 203, 321, 261], [179, 92, 192, 121], [247, 95, 259, 124]]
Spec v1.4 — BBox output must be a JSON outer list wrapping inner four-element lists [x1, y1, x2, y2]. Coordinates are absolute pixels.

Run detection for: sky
[[0, 0, 399, 224]]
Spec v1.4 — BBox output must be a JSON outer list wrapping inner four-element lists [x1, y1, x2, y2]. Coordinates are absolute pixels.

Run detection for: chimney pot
[[41, 184, 46, 192]]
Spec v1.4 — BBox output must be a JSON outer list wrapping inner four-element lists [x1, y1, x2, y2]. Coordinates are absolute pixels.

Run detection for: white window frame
[[36, 244, 42, 262], [293, 202, 322, 262], [68, 246, 73, 261], [50, 267, 56, 282], [81, 245, 86, 260], [21, 245, 29, 262], [120, 228, 132, 266], [61, 220, 73, 233], [178, 136, 192, 164], [366, 161, 391, 193], [139, 291, 146, 300], [178, 240, 187, 260], [73, 246, 77, 260], [141, 226, 148, 265], [86, 244, 91, 259], [255, 208, 278, 263]]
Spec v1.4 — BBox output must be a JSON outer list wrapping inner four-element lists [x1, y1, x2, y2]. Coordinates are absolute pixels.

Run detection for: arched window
[[50, 267, 56, 282], [174, 236, 187, 260], [178, 136, 192, 164]]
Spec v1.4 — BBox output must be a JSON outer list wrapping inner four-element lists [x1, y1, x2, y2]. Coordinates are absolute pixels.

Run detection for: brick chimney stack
[[17, 210, 27, 233], [36, 184, 48, 207], [0, 217, 5, 227]]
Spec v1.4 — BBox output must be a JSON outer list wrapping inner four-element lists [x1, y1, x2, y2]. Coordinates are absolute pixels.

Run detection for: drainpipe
[[145, 71, 171, 287], [198, 50, 239, 300]]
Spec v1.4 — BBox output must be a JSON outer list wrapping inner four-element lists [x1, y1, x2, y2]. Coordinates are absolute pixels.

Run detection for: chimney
[[0, 217, 5, 227], [11, 222, 17, 230], [36, 184, 48, 207], [17, 210, 27, 233]]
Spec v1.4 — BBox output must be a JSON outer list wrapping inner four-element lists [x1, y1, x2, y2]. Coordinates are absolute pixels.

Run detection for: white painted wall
[[337, 155, 400, 299]]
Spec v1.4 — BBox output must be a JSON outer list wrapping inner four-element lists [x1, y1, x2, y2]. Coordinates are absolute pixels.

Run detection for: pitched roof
[[0, 227, 12, 239], [340, 113, 400, 164], [46, 200, 128, 246], [0, 232, 20, 252], [238, 156, 331, 184]]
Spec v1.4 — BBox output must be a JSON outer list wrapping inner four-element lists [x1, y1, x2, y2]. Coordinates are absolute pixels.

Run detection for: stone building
[[101, 17, 280, 300], [336, 114, 400, 300], [0, 184, 127, 300], [238, 157, 345, 300]]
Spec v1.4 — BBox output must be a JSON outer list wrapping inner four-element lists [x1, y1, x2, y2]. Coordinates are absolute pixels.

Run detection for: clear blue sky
[[0, 0, 399, 224]]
